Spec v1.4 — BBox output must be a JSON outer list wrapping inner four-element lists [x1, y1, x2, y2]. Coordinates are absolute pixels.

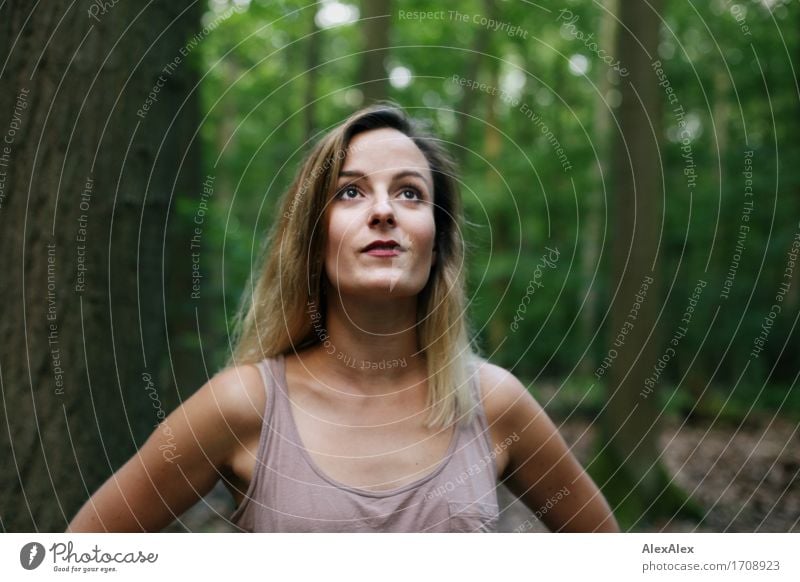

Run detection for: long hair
[[226, 103, 479, 429]]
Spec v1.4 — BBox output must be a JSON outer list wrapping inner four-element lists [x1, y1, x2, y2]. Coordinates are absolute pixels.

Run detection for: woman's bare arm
[[66, 364, 264, 532], [480, 363, 620, 532]]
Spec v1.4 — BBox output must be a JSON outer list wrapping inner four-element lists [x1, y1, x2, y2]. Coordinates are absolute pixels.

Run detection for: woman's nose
[[369, 192, 395, 226]]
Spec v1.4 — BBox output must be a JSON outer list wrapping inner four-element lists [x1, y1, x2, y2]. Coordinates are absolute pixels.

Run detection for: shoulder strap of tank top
[[254, 354, 284, 429], [228, 355, 284, 528], [465, 356, 497, 461]]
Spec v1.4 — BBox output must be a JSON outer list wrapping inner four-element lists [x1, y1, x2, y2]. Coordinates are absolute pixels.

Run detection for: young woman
[[67, 104, 619, 533]]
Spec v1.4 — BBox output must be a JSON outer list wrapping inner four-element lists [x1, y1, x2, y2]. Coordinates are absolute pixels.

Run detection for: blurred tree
[[360, 0, 392, 103], [0, 1, 201, 530], [455, 0, 498, 157], [304, 4, 322, 139], [594, 0, 703, 528], [578, 0, 617, 376]]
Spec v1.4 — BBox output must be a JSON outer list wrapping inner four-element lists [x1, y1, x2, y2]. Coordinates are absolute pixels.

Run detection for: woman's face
[[323, 127, 437, 300]]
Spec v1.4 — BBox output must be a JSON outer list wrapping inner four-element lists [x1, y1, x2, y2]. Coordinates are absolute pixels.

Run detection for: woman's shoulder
[[472, 358, 538, 430], [193, 360, 269, 434]]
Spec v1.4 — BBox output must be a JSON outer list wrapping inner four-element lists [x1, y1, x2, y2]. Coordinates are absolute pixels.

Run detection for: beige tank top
[[228, 353, 500, 532]]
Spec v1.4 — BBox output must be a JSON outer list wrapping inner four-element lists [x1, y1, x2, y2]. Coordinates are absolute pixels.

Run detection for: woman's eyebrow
[[394, 170, 431, 189], [338, 169, 431, 189], [338, 170, 366, 180]]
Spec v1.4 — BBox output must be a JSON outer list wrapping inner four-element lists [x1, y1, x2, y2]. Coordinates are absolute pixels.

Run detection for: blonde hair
[[226, 103, 479, 429]]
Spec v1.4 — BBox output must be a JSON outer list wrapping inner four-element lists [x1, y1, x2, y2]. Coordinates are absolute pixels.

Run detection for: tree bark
[[595, 0, 702, 527], [0, 1, 200, 531], [304, 6, 321, 139], [578, 0, 618, 376], [359, 0, 392, 104], [482, 56, 508, 353], [455, 0, 497, 156]]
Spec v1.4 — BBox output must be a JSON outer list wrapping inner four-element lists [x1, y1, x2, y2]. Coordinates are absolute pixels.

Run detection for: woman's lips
[[364, 248, 401, 257], [361, 240, 402, 257]]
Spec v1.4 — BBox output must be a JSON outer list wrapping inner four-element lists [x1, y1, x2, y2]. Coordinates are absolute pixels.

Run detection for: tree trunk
[[594, 0, 703, 528], [0, 1, 200, 531], [482, 56, 507, 353], [304, 6, 321, 139], [578, 0, 617, 376], [455, 0, 497, 158], [359, 0, 392, 104]]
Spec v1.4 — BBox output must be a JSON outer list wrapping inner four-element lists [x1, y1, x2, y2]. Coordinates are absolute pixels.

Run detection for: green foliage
[[184, 0, 799, 418]]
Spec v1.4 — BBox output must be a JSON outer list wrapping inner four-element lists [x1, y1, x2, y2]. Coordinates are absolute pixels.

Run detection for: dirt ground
[[164, 416, 800, 533]]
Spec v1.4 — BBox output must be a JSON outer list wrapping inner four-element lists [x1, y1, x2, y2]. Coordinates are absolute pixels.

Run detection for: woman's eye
[[337, 186, 360, 199], [399, 187, 422, 200]]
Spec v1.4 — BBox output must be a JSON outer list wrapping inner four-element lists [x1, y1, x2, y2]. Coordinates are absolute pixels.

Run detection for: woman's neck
[[305, 291, 426, 393]]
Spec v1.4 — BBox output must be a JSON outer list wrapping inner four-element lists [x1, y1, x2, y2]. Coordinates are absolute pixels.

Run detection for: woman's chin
[[342, 280, 420, 298]]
